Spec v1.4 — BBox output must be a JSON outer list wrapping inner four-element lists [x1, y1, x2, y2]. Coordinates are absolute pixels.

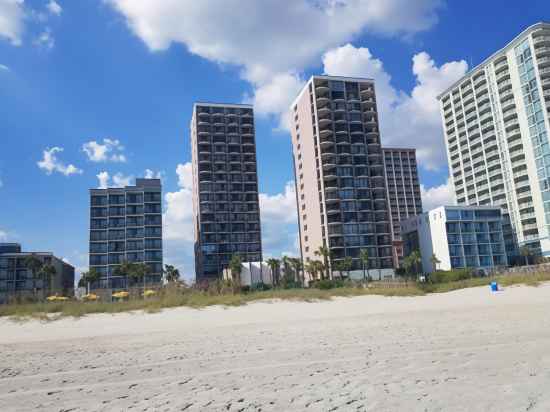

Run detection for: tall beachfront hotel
[[290, 75, 393, 278], [89, 178, 163, 288], [191, 103, 262, 282], [438, 22, 550, 259]]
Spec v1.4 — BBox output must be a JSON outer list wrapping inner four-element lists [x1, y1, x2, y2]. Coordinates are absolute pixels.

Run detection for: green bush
[[428, 269, 472, 284], [311, 279, 346, 290]]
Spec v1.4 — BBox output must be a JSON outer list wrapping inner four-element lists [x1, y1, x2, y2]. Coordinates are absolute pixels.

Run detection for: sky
[[0, 0, 549, 282]]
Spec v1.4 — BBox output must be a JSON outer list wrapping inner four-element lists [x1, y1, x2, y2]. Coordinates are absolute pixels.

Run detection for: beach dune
[[1, 283, 550, 411]]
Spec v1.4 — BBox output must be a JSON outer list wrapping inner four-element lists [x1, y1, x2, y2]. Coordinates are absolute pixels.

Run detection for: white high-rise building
[[438, 22, 550, 260]]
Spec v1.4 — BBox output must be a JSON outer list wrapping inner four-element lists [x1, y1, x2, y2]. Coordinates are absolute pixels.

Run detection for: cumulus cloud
[[96, 171, 110, 189], [323, 44, 467, 169], [33, 27, 54, 49], [37, 147, 83, 176], [107, 0, 443, 128], [82, 138, 126, 163], [47, 0, 62, 16], [0, 0, 24, 46], [421, 178, 455, 211], [95, 171, 133, 188], [163, 163, 194, 242], [0, 229, 7, 241], [259, 181, 299, 258], [144, 169, 164, 180]]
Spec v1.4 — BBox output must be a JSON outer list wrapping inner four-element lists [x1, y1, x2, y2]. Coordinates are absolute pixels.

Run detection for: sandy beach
[[1, 284, 550, 411]]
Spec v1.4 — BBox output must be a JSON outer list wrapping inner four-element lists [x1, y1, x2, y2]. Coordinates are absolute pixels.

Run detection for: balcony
[[538, 56, 550, 67], [536, 46, 550, 57], [534, 35, 550, 45], [541, 78, 550, 89]]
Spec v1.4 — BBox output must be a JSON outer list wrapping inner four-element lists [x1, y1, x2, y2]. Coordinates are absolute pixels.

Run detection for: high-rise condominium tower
[[382, 147, 422, 267], [191, 103, 262, 282], [89, 178, 163, 288], [290, 75, 393, 278], [438, 22, 550, 259]]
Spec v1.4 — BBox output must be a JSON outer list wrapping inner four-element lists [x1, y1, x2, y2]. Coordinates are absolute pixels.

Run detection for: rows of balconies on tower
[[383, 150, 422, 240], [533, 27, 550, 115], [311, 77, 393, 270], [89, 188, 163, 287], [193, 104, 262, 278]]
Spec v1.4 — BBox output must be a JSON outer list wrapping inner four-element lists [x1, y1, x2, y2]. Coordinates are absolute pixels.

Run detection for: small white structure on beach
[[223, 262, 274, 286]]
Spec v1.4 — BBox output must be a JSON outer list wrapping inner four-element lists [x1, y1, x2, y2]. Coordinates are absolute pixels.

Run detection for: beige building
[[290, 75, 394, 280], [382, 148, 422, 267]]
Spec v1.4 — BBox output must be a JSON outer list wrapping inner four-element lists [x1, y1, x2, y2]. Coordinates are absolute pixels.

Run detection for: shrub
[[427, 269, 472, 284], [312, 279, 346, 290]]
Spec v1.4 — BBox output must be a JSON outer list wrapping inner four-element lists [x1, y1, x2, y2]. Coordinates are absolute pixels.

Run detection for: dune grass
[[2, 272, 549, 321]]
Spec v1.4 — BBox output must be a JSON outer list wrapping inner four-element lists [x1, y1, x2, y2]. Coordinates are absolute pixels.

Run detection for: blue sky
[[1, 0, 549, 281]]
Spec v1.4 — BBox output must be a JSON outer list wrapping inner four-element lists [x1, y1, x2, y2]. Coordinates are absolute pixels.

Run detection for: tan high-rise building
[[190, 103, 262, 282], [290, 75, 393, 280], [382, 147, 422, 267]]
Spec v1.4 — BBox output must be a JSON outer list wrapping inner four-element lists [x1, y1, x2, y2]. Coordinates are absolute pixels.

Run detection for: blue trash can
[[490, 281, 498, 292]]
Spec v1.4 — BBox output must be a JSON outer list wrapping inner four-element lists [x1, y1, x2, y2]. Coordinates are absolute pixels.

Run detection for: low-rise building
[[0, 243, 75, 303], [401, 206, 507, 273], [222, 261, 274, 286]]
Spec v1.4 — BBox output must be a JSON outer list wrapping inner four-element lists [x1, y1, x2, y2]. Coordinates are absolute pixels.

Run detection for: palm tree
[[402, 255, 413, 277], [229, 254, 243, 286], [266, 258, 280, 286], [289, 258, 303, 286], [430, 253, 441, 272], [163, 264, 180, 283], [281, 255, 293, 285], [314, 246, 331, 280], [24, 254, 43, 299], [410, 250, 422, 275], [133, 263, 151, 290], [519, 246, 532, 266], [359, 249, 369, 283], [342, 256, 353, 279], [40, 264, 57, 298], [80, 268, 100, 294], [114, 261, 136, 289]]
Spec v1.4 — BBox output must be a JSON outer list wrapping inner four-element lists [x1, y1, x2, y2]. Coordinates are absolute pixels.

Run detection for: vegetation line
[[1, 271, 549, 321]]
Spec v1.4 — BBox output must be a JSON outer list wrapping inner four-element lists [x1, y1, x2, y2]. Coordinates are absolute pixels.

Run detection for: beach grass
[[2, 272, 550, 321]]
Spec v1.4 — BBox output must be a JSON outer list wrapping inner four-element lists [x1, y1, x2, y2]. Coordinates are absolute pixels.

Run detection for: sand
[[1, 284, 550, 412]]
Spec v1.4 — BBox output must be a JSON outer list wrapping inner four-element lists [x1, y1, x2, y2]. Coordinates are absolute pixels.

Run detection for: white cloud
[[0, 175, 3, 188], [0, 64, 9, 71], [107, 0, 443, 129], [47, 0, 62, 16], [34, 27, 54, 49], [82, 138, 126, 163], [323, 44, 467, 169], [37, 147, 83, 176], [0, 0, 24, 46], [0, 229, 7, 241], [95, 171, 133, 188], [259, 181, 297, 225], [144, 169, 164, 180], [259, 181, 299, 258], [96, 171, 110, 189], [421, 178, 455, 211], [163, 163, 194, 242]]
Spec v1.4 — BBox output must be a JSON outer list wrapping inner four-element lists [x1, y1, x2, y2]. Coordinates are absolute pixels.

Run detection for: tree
[[402, 255, 413, 277], [132, 263, 151, 290], [229, 254, 243, 286], [359, 249, 369, 283], [409, 250, 422, 275], [163, 264, 180, 283], [289, 257, 303, 286], [24, 254, 43, 298], [430, 253, 441, 273], [113, 261, 140, 289], [80, 268, 101, 294], [342, 256, 353, 279], [314, 246, 332, 280], [519, 246, 532, 266], [281, 255, 293, 285], [40, 264, 57, 298], [266, 258, 281, 286]]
